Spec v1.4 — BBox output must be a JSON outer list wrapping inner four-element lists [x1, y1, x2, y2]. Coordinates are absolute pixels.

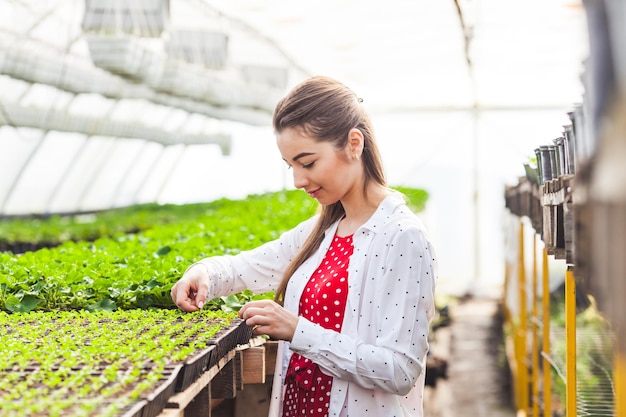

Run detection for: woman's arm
[[172, 215, 318, 312]]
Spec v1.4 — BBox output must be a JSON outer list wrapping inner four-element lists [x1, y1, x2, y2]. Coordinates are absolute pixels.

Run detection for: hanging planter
[[155, 61, 211, 100], [86, 34, 142, 77], [82, 0, 169, 38], [166, 30, 229, 69], [86, 34, 161, 81]]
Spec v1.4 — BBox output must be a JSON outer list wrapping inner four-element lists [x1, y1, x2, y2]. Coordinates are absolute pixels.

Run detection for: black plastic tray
[[138, 364, 182, 417], [119, 399, 148, 417], [174, 345, 216, 392], [207, 318, 254, 366]]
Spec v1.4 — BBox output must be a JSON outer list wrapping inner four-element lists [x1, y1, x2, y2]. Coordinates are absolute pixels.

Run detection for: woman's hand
[[239, 299, 299, 342], [170, 264, 210, 312]]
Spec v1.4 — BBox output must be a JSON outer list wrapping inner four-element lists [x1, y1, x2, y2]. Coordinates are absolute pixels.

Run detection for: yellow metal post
[[565, 266, 576, 417], [617, 347, 626, 417], [542, 247, 551, 417], [518, 219, 528, 414], [531, 235, 539, 417]]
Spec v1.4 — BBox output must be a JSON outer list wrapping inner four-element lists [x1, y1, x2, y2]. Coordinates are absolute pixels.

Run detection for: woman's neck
[[337, 184, 391, 236]]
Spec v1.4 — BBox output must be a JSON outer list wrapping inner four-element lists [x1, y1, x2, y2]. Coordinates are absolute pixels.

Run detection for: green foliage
[[392, 186, 429, 213], [0, 203, 189, 247], [0, 190, 316, 312], [0, 187, 429, 248], [0, 308, 238, 417], [0, 188, 429, 313], [548, 295, 615, 416]]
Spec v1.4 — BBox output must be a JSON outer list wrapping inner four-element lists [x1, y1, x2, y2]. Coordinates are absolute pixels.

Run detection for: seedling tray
[[138, 364, 182, 417], [118, 399, 148, 417], [207, 318, 254, 367], [0, 309, 247, 416], [174, 345, 216, 392]]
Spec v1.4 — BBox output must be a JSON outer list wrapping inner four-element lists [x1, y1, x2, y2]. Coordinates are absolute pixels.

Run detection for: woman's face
[[277, 127, 358, 205]]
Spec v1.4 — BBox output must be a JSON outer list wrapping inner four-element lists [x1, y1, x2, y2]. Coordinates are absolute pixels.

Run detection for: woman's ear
[[347, 128, 364, 158]]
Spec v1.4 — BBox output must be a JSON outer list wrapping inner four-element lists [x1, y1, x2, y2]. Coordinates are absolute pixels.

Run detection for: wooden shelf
[[505, 175, 575, 263]]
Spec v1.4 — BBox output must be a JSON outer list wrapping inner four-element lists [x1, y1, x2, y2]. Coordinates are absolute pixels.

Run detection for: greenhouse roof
[[0, 0, 587, 217], [0, 0, 591, 296]]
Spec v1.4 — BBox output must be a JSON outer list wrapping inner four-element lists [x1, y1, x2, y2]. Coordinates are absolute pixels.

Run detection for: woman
[[171, 75, 437, 417]]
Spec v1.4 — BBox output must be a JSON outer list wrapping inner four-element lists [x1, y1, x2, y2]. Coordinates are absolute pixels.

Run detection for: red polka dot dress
[[282, 233, 354, 417]]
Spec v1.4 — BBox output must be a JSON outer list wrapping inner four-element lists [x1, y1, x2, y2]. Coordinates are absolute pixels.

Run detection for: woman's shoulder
[[372, 193, 432, 240], [376, 192, 424, 225]]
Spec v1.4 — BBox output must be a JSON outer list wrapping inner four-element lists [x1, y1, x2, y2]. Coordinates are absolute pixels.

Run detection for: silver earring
[[355, 154, 360, 160]]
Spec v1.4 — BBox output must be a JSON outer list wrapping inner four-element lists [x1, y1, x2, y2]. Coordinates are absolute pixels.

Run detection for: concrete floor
[[424, 297, 516, 417]]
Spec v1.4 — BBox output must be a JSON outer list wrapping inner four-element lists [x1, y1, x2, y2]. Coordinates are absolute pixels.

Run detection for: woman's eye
[[302, 161, 315, 169]]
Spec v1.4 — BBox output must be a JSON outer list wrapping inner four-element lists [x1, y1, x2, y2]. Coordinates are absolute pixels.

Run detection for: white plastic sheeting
[[0, 0, 589, 295], [0, 0, 295, 215]]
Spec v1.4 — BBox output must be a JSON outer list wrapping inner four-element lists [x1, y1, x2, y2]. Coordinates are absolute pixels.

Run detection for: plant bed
[[0, 309, 246, 417], [0, 188, 427, 313], [0, 190, 321, 312], [0, 187, 426, 256]]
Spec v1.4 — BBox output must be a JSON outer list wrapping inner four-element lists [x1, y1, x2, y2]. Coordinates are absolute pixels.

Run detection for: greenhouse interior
[[1, 0, 625, 416]]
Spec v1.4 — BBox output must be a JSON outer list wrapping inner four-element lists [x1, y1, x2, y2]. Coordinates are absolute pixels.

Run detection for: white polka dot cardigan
[[193, 192, 437, 417]]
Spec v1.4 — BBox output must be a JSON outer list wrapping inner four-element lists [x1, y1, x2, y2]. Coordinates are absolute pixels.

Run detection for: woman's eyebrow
[[292, 152, 315, 162]]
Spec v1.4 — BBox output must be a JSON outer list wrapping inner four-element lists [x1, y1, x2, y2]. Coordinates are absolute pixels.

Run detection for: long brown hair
[[273, 75, 387, 304]]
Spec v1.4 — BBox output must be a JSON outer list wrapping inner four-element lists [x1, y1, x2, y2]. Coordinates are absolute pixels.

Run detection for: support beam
[[0, 101, 231, 152], [0, 38, 276, 126]]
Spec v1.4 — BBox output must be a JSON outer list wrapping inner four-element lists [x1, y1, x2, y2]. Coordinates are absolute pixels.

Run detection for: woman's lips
[[307, 188, 321, 198]]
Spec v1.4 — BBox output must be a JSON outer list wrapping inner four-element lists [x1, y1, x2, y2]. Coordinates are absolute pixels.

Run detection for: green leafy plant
[[0, 188, 428, 313], [0, 308, 239, 417]]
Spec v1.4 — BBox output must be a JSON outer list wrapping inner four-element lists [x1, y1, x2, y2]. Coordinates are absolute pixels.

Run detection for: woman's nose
[[292, 169, 308, 189]]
